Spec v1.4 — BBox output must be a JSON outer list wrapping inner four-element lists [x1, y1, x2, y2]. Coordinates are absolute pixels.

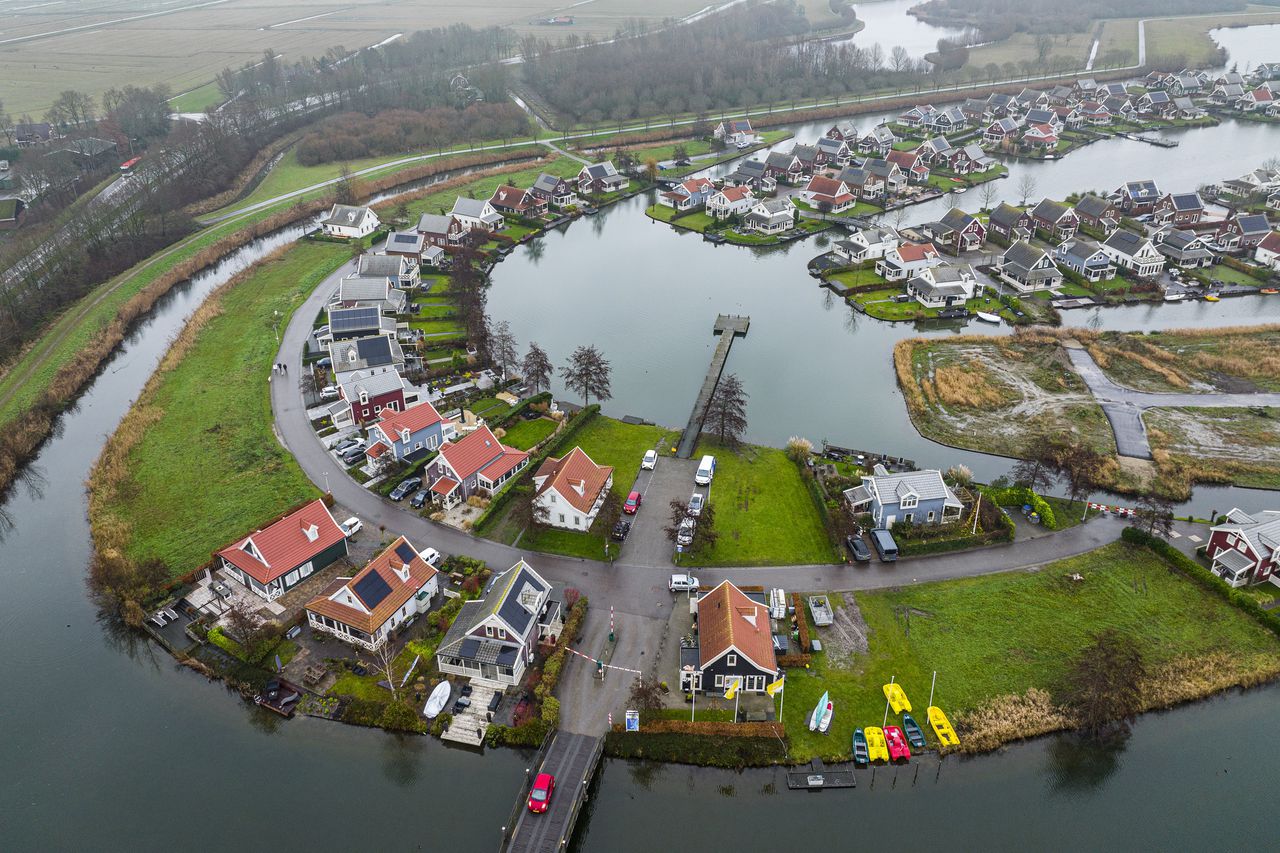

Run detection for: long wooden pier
[[501, 731, 604, 852], [676, 314, 750, 459]]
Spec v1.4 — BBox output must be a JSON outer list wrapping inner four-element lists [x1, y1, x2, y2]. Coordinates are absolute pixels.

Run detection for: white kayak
[[424, 680, 452, 719]]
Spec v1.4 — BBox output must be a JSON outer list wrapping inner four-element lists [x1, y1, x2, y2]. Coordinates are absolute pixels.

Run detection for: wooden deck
[[502, 732, 604, 852], [676, 314, 750, 459], [785, 758, 856, 790]]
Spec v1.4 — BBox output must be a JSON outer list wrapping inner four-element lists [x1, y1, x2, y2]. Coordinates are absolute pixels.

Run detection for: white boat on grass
[[424, 680, 452, 719], [975, 311, 1002, 324]]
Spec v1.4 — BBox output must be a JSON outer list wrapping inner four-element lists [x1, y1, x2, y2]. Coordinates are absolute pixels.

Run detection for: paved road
[[1065, 347, 1280, 459]]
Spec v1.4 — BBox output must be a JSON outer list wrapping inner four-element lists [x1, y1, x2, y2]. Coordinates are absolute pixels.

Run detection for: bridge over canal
[[676, 314, 750, 459], [501, 731, 604, 852]]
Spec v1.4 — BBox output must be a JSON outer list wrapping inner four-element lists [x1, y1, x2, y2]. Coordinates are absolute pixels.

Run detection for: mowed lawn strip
[[683, 441, 834, 567], [499, 416, 558, 451], [781, 541, 1280, 762], [106, 242, 348, 574]]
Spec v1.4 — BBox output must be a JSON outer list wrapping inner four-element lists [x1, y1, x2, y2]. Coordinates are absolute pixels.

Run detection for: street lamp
[[323, 471, 330, 493]]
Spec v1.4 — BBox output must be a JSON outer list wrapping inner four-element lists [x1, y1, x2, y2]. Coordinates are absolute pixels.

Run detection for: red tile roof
[[438, 425, 528, 482], [304, 536, 438, 634], [431, 476, 459, 495], [365, 441, 389, 459], [886, 150, 919, 169], [374, 400, 443, 441], [697, 581, 777, 673], [534, 446, 614, 514], [805, 175, 846, 196], [218, 500, 346, 585], [717, 186, 753, 202], [895, 241, 938, 262], [1258, 231, 1280, 254]]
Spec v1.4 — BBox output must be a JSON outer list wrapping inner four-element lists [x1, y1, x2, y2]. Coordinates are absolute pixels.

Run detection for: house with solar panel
[[216, 499, 349, 601], [328, 334, 405, 383], [381, 230, 429, 265], [304, 536, 440, 651], [333, 271, 407, 314], [436, 560, 565, 686], [423, 425, 529, 508], [331, 368, 416, 427], [320, 204, 380, 239], [364, 400, 456, 465], [319, 305, 398, 349]]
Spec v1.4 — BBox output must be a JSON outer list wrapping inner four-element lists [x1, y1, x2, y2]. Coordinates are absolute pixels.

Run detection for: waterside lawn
[[781, 541, 1280, 762]]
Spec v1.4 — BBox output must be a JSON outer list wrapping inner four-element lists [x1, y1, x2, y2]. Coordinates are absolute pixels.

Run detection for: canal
[[3, 31, 1280, 850]]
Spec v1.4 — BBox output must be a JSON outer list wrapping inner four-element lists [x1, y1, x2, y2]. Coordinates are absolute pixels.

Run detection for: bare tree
[[1017, 173, 1038, 206], [628, 676, 665, 712], [1062, 629, 1145, 739], [522, 342, 553, 393], [663, 499, 718, 554], [561, 344, 612, 407], [1034, 34, 1054, 66], [373, 640, 401, 700], [704, 373, 749, 447], [889, 45, 910, 73], [1134, 493, 1175, 538], [978, 179, 999, 212], [1011, 439, 1058, 493], [334, 163, 357, 205], [489, 319, 519, 380]]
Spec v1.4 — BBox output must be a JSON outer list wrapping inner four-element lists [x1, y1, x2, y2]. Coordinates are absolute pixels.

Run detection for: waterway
[[1211, 23, 1280, 71], [833, 0, 967, 61], [3, 71, 1280, 851]]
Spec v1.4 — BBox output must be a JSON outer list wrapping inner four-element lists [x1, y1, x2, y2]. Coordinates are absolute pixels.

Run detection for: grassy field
[[681, 441, 835, 567], [90, 242, 347, 575], [1146, 406, 1280, 491], [1084, 326, 1280, 393], [850, 286, 1011, 323], [401, 157, 584, 223], [781, 541, 1280, 762], [1144, 8, 1280, 65], [498, 416, 558, 451], [963, 31, 1094, 70], [169, 81, 225, 114]]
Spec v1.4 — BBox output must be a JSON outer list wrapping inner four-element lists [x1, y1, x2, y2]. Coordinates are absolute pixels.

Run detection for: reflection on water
[[1045, 732, 1126, 793]]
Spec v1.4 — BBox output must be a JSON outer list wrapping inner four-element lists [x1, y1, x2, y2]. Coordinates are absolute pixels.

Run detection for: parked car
[[695, 454, 716, 485], [623, 491, 642, 514], [676, 517, 696, 547], [389, 476, 423, 501], [314, 324, 330, 338], [871, 528, 899, 562], [316, 357, 332, 369], [341, 446, 366, 466], [527, 772, 556, 814], [611, 520, 631, 541], [641, 449, 657, 470], [845, 534, 871, 562], [340, 517, 362, 538], [669, 573, 700, 592], [688, 493, 705, 516], [409, 490, 429, 509], [333, 436, 362, 454], [321, 385, 340, 400], [420, 546, 443, 565]]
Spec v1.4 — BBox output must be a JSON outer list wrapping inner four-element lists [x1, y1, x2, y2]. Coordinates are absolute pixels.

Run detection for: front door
[[885, 514, 896, 527]]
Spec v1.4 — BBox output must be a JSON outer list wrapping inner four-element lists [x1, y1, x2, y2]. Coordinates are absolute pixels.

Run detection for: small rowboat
[[817, 699, 835, 733], [1261, 288, 1278, 295], [423, 680, 451, 719], [809, 691, 832, 732], [884, 725, 911, 762], [883, 682, 912, 713], [864, 726, 889, 763], [901, 713, 927, 750], [975, 311, 1001, 324], [853, 728, 870, 767], [1163, 292, 1185, 302], [927, 706, 960, 747], [1204, 294, 1220, 302]]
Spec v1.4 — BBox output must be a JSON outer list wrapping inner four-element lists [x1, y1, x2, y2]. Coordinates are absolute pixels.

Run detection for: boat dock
[[502, 731, 604, 852], [676, 314, 750, 459], [1116, 131, 1178, 148], [819, 441, 916, 473], [786, 758, 856, 790]]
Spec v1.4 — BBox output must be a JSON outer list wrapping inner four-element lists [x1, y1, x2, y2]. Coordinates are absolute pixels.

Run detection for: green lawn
[[499, 416, 558, 451], [681, 441, 835, 567], [781, 541, 1280, 762], [853, 288, 1007, 322], [826, 268, 887, 290], [169, 80, 225, 113], [1201, 264, 1262, 288], [92, 242, 348, 575], [409, 318, 464, 336]]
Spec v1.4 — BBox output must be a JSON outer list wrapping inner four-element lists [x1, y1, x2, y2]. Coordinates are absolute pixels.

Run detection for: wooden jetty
[[676, 314, 750, 459], [502, 731, 604, 852], [786, 758, 856, 790], [820, 441, 915, 473]]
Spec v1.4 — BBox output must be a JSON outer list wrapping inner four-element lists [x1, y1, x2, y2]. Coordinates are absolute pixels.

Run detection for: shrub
[[380, 700, 423, 732], [791, 593, 811, 652], [617, 719, 783, 738], [541, 696, 561, 727], [341, 698, 389, 728], [980, 485, 1057, 530]]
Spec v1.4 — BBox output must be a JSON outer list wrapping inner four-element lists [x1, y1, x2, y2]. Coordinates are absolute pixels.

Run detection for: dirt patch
[[818, 595, 869, 666]]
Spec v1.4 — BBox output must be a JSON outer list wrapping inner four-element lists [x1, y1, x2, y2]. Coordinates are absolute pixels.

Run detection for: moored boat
[[975, 311, 1001, 323], [883, 725, 911, 762], [927, 705, 960, 747], [809, 691, 830, 732], [1204, 293, 1220, 302], [901, 713, 927, 750], [817, 699, 835, 733], [1261, 288, 1278, 295], [1163, 292, 1185, 302], [424, 680, 452, 719], [864, 726, 889, 763], [853, 728, 870, 766], [883, 682, 912, 713]]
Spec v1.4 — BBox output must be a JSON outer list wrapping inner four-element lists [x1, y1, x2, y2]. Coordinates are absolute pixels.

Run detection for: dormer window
[[302, 523, 319, 542], [901, 495, 918, 509]]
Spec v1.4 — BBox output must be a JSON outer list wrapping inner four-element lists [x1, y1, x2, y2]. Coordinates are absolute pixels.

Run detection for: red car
[[623, 491, 642, 514], [527, 772, 555, 814]]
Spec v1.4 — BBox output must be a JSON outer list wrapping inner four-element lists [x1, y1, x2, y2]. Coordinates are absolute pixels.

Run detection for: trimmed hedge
[[777, 653, 812, 668], [603, 731, 788, 768], [612, 719, 783, 738], [1121, 527, 1280, 638], [981, 485, 1058, 530], [791, 593, 811, 652], [487, 391, 552, 430]]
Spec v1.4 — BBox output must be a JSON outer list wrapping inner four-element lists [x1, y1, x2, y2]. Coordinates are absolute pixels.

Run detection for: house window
[[901, 496, 918, 509], [928, 511, 935, 522], [559, 514, 565, 523], [727, 653, 737, 667], [498, 629, 506, 639], [904, 513, 914, 523], [485, 626, 494, 637], [715, 675, 724, 687], [374, 405, 382, 414], [573, 516, 580, 526]]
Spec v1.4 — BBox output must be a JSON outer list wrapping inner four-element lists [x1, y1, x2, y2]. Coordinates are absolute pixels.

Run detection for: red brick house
[[489, 184, 548, 219], [336, 368, 411, 427], [1152, 192, 1205, 227]]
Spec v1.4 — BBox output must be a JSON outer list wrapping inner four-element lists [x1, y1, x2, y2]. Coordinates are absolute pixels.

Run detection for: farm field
[[0, 0, 715, 114]]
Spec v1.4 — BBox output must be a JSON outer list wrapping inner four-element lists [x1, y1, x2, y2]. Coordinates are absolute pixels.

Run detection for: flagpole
[[779, 677, 785, 724], [883, 675, 894, 728], [734, 681, 740, 723], [691, 678, 696, 722], [929, 670, 937, 708]]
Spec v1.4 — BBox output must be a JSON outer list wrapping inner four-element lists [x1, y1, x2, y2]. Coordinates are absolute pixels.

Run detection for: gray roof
[[356, 253, 411, 277], [1118, 180, 1160, 201], [816, 137, 846, 154], [1025, 108, 1055, 124], [383, 230, 425, 254], [1166, 192, 1203, 211], [1056, 239, 1109, 266], [989, 202, 1027, 229], [328, 335, 402, 373], [1103, 229, 1151, 255], [337, 275, 407, 310], [451, 197, 496, 219], [322, 204, 374, 227], [765, 151, 798, 169], [1031, 198, 1073, 223], [532, 173, 566, 193], [581, 162, 620, 180], [1002, 240, 1051, 270], [1234, 214, 1271, 236], [339, 368, 406, 400], [865, 469, 963, 507], [791, 143, 818, 162], [735, 160, 768, 178], [939, 207, 977, 231], [417, 213, 455, 235], [1074, 194, 1113, 219]]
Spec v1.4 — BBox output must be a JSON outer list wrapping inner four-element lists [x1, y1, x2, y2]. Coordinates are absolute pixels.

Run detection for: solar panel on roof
[[394, 541, 417, 565], [458, 637, 480, 659], [392, 233, 416, 245], [330, 306, 380, 333], [352, 569, 393, 609], [358, 336, 392, 363]]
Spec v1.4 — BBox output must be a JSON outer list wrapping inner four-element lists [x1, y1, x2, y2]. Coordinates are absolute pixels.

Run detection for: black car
[[389, 476, 423, 501], [409, 489, 429, 509], [845, 534, 872, 562], [341, 447, 366, 466], [611, 520, 631, 542]]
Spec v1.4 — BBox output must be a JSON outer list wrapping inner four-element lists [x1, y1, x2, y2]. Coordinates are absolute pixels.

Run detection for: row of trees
[[294, 103, 530, 166]]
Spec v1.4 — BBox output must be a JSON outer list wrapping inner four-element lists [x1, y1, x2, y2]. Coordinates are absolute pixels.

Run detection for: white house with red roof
[[305, 536, 439, 650], [217, 500, 349, 601], [1255, 231, 1280, 271], [658, 177, 716, 211], [489, 184, 548, 219], [1022, 123, 1059, 149], [800, 175, 856, 213], [876, 241, 943, 281], [707, 185, 756, 220], [532, 447, 614, 531], [424, 425, 529, 508], [1205, 508, 1280, 587], [364, 400, 456, 465]]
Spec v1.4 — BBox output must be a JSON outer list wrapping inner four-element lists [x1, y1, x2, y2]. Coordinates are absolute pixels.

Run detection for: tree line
[[295, 103, 530, 166], [912, 0, 1245, 40]]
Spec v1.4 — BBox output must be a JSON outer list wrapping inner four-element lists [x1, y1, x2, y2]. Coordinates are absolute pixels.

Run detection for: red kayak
[[883, 725, 912, 763]]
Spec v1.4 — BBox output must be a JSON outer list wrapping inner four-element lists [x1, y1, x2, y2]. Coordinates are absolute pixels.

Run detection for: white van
[[695, 454, 716, 486]]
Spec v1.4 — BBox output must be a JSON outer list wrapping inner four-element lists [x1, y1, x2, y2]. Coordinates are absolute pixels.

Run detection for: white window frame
[[927, 511, 936, 522], [485, 625, 494, 638], [901, 495, 918, 509], [727, 653, 737, 667], [904, 513, 914, 523], [715, 674, 724, 688]]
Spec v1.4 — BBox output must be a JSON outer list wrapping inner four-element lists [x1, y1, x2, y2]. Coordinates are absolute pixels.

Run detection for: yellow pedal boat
[[864, 726, 890, 763], [927, 706, 960, 747], [883, 682, 912, 713]]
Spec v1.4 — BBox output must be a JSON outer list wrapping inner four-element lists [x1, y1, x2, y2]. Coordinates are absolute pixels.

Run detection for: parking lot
[[615, 454, 708, 569]]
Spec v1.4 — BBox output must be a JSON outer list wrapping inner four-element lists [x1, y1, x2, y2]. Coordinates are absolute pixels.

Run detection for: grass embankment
[[680, 441, 836, 567], [963, 31, 1094, 70], [894, 334, 1116, 459], [491, 416, 679, 560], [782, 541, 1280, 762], [90, 243, 347, 576], [1144, 8, 1280, 66], [498, 416, 559, 451], [169, 81, 225, 113], [394, 156, 583, 222], [1147, 406, 1280, 492], [1083, 325, 1280, 393]]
